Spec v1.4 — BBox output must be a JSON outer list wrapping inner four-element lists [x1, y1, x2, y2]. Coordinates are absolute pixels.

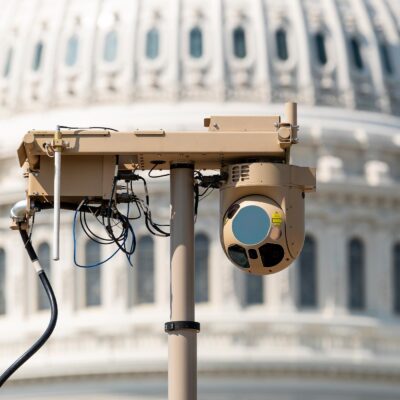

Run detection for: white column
[[156, 234, 170, 310], [366, 227, 392, 316], [252, 0, 270, 102], [267, 266, 295, 314], [323, 0, 355, 108], [291, 0, 315, 104], [209, 0, 225, 100], [325, 223, 347, 315], [5, 232, 27, 320], [318, 222, 335, 315], [106, 251, 127, 314], [352, 0, 390, 113]]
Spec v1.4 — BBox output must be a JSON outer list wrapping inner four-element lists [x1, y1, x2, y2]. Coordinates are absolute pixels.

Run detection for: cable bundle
[[73, 166, 171, 268]]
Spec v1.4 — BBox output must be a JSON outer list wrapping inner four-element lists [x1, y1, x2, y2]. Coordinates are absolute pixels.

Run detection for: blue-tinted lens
[[232, 205, 270, 245]]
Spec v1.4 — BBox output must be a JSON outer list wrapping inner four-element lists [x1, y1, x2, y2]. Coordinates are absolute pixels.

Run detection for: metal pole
[[166, 162, 199, 400], [284, 102, 298, 141]]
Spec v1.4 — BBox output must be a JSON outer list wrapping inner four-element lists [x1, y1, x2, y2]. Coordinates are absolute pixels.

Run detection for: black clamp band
[[165, 321, 200, 333], [170, 163, 194, 170]]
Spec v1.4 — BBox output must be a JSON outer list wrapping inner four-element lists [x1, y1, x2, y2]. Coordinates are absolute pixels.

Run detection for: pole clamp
[[165, 321, 200, 333]]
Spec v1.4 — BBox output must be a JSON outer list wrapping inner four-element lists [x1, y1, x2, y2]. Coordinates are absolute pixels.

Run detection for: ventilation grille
[[231, 164, 250, 183]]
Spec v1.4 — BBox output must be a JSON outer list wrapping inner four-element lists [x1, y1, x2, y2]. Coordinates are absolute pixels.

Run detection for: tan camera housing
[[220, 162, 316, 275]]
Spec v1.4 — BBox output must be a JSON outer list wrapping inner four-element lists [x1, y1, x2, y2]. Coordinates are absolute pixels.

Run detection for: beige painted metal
[[169, 164, 197, 400], [28, 156, 115, 202], [285, 101, 298, 141], [17, 116, 292, 172]]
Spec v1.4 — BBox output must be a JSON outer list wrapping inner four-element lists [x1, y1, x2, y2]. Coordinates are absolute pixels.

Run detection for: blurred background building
[[0, 0, 400, 399]]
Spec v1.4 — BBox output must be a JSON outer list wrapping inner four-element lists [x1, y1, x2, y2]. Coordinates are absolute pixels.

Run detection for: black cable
[[148, 163, 170, 178], [136, 176, 170, 236], [0, 229, 58, 388], [200, 188, 215, 201], [194, 183, 199, 221], [57, 125, 119, 132], [80, 210, 114, 245]]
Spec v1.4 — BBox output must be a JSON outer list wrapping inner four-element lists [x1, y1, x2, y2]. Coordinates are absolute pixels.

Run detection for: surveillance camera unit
[[220, 162, 315, 275], [7, 103, 316, 398]]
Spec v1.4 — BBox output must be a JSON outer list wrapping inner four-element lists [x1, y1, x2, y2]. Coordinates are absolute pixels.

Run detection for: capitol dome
[[0, 0, 400, 399]]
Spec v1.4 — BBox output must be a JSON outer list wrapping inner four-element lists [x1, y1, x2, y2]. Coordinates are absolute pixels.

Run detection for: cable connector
[[198, 172, 228, 188], [117, 171, 141, 181]]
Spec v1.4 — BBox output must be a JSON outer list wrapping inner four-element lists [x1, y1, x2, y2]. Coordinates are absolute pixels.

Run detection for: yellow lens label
[[271, 211, 282, 227]]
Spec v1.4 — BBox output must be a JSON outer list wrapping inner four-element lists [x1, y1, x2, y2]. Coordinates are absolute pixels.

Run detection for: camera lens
[[232, 205, 270, 245], [228, 245, 250, 268], [259, 243, 284, 268]]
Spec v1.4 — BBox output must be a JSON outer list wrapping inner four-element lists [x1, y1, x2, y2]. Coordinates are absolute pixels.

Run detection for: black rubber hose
[[20, 228, 38, 262], [0, 230, 58, 388]]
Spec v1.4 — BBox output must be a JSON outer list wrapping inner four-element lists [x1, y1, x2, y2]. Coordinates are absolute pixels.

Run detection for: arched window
[[245, 274, 263, 305], [315, 32, 328, 65], [146, 28, 160, 59], [136, 236, 155, 304], [349, 37, 364, 70], [189, 27, 203, 58], [195, 233, 209, 303], [0, 249, 5, 315], [32, 41, 44, 71], [37, 243, 51, 310], [297, 235, 317, 308], [276, 28, 289, 61], [393, 243, 400, 314], [85, 241, 101, 307], [379, 42, 394, 75], [348, 238, 365, 311], [65, 35, 79, 67], [3, 47, 13, 78], [103, 30, 118, 62], [233, 26, 246, 59]]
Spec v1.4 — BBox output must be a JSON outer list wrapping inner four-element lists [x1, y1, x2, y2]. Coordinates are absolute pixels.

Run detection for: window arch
[[146, 28, 160, 59], [136, 236, 155, 304], [65, 35, 79, 67], [276, 28, 289, 61], [37, 243, 51, 310], [0, 249, 5, 315], [314, 32, 328, 65], [297, 235, 317, 309], [84, 241, 101, 307], [379, 42, 394, 75], [393, 243, 400, 314], [3, 47, 13, 78], [189, 27, 203, 58], [348, 238, 365, 311], [103, 30, 118, 62], [233, 26, 247, 59], [195, 233, 209, 303], [245, 274, 263, 305], [32, 41, 44, 71], [349, 37, 364, 70]]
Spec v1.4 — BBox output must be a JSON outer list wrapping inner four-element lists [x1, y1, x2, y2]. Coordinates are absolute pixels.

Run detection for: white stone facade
[[0, 0, 399, 399]]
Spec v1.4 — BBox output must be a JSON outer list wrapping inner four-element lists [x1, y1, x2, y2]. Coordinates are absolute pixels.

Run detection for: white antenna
[[52, 126, 62, 261]]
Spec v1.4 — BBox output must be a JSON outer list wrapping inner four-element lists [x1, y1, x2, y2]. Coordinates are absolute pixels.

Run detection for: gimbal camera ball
[[220, 162, 316, 275]]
